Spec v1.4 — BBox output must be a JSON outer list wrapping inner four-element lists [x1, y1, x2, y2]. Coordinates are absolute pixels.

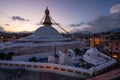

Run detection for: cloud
[[11, 16, 30, 22], [88, 7, 120, 32], [70, 4, 120, 33], [0, 12, 3, 15], [35, 22, 42, 25], [4, 24, 10, 26], [69, 22, 84, 27], [110, 3, 120, 14], [35, 22, 60, 25], [70, 23, 92, 33], [0, 26, 5, 32]]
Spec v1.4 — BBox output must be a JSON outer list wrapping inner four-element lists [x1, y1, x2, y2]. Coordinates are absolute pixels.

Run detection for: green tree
[[5, 52, 15, 60], [74, 48, 80, 56], [28, 57, 38, 62], [0, 52, 6, 60]]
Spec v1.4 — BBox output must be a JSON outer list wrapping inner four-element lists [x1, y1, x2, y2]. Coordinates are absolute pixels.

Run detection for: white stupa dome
[[5, 7, 82, 51], [83, 48, 101, 65], [48, 54, 55, 63], [83, 37, 100, 60], [33, 7, 63, 38], [83, 48, 100, 59], [33, 26, 62, 37]]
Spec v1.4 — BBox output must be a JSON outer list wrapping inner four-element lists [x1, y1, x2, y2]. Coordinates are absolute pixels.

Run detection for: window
[[54, 67, 59, 70], [21, 64, 25, 67], [75, 71, 81, 74], [39, 66, 44, 68], [111, 47, 113, 50], [116, 48, 118, 50], [9, 64, 14, 66], [67, 69, 73, 72], [60, 68, 66, 71], [110, 43, 113, 46], [82, 72, 90, 76], [27, 65, 31, 67], [0, 63, 2, 65], [4, 63, 8, 66], [46, 66, 51, 69], [33, 65, 38, 68], [15, 64, 19, 66], [116, 43, 119, 46]]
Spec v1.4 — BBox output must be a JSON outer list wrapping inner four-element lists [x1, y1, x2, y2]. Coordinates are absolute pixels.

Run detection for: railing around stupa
[[0, 60, 93, 79]]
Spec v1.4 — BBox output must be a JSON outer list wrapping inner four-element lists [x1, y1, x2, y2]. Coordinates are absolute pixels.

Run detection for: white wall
[[12, 52, 52, 61]]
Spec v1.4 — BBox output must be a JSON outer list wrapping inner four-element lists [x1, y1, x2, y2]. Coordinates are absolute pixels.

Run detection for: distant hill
[[73, 31, 90, 34], [112, 27, 120, 32]]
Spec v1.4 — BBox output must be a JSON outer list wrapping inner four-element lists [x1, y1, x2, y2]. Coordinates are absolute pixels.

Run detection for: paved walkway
[[0, 68, 82, 80], [87, 68, 120, 80]]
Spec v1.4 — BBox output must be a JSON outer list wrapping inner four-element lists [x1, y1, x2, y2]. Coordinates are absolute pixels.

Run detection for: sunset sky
[[0, 0, 120, 33]]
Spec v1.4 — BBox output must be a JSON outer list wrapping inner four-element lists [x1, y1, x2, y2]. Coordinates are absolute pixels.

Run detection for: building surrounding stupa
[[2, 7, 83, 55]]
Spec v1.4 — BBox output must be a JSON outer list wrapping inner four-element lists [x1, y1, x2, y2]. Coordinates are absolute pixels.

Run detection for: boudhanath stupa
[[3, 7, 83, 55], [0, 7, 117, 79]]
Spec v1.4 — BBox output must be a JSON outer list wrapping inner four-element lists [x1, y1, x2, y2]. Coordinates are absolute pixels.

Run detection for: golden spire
[[43, 7, 52, 26], [90, 37, 96, 48], [45, 7, 49, 15], [64, 48, 67, 54]]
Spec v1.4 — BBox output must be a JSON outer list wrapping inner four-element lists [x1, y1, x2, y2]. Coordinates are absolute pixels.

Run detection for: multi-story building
[[107, 40, 120, 60], [105, 33, 120, 61]]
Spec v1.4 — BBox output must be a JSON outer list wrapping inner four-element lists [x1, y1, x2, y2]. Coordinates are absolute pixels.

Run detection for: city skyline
[[0, 0, 120, 32]]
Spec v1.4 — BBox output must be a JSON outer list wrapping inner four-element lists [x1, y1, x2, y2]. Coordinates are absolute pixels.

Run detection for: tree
[[74, 48, 80, 56], [0, 52, 6, 60], [5, 52, 15, 60], [8, 52, 15, 56], [28, 57, 38, 62]]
